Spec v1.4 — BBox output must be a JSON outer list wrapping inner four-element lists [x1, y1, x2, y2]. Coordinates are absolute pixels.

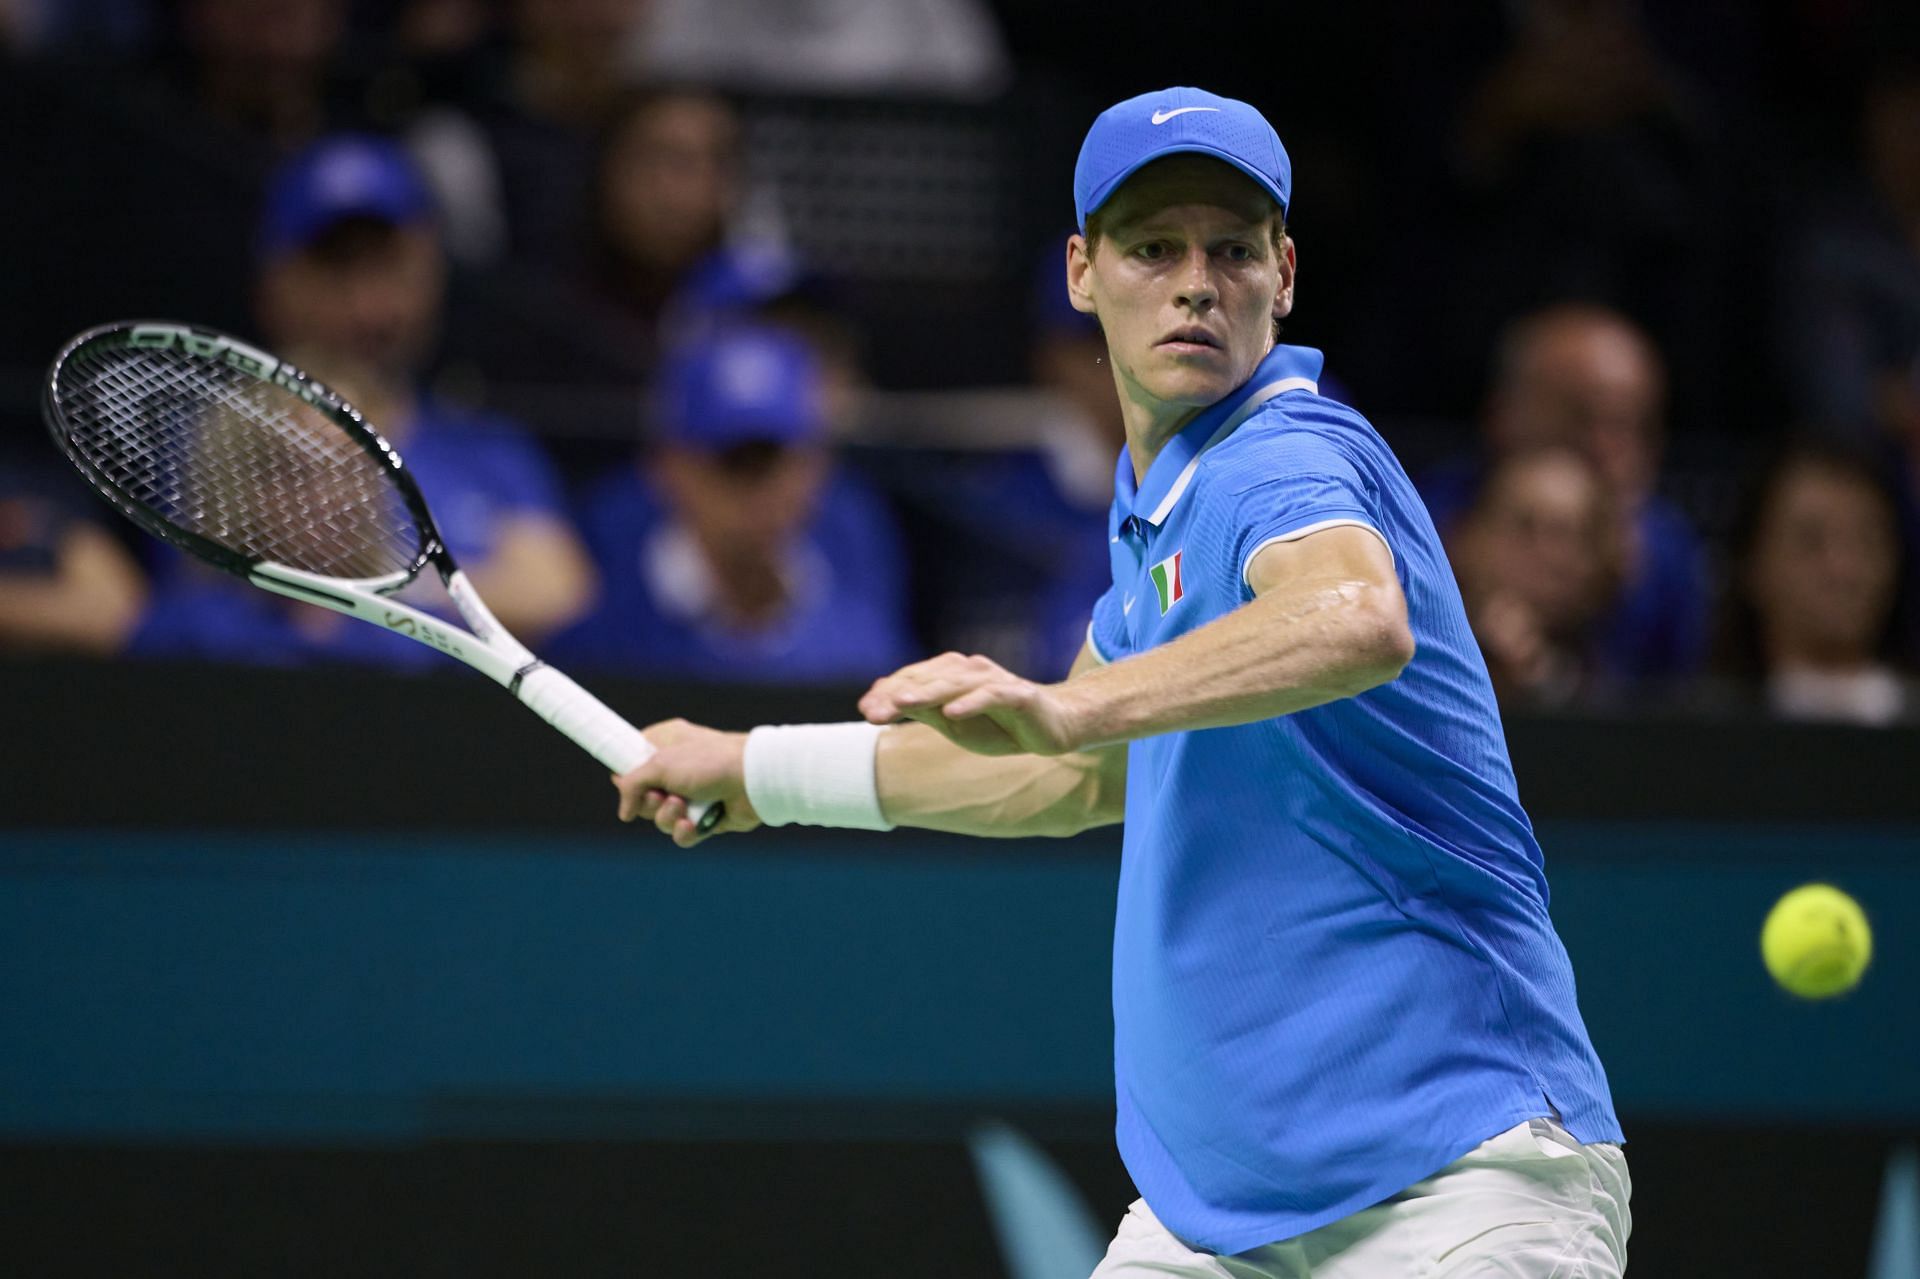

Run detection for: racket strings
[[56, 342, 427, 580]]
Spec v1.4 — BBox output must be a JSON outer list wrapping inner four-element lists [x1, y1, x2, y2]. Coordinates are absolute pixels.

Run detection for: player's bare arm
[[868, 640, 1126, 838], [613, 642, 1127, 846], [862, 524, 1410, 758]]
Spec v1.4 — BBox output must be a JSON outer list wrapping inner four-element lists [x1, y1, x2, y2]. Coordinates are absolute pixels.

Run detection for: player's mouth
[[1156, 327, 1222, 354]]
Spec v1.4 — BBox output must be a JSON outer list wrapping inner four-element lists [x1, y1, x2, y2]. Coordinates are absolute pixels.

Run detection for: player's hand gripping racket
[[44, 320, 721, 833]]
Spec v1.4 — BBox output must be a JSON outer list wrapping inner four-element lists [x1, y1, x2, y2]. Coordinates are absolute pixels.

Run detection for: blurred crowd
[[2, 0, 1918, 726]]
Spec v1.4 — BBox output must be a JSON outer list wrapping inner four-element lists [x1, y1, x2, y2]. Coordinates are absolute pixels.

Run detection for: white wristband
[[743, 722, 893, 830]]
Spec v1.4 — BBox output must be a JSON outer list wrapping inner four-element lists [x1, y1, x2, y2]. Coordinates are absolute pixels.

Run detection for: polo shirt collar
[[1115, 343, 1324, 526]]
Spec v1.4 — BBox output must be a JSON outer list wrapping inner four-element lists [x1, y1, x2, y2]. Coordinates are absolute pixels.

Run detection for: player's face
[[1067, 158, 1291, 430]]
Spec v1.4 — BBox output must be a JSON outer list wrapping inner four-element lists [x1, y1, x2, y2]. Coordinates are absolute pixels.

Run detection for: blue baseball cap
[[1073, 87, 1290, 231], [259, 135, 437, 259], [676, 241, 808, 314], [656, 327, 826, 451]]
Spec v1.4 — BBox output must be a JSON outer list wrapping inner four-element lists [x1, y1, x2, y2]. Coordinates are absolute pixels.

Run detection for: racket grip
[[515, 665, 722, 832]]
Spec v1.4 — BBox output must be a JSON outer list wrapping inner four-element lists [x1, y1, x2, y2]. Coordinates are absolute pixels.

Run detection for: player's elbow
[[1345, 591, 1415, 691], [1379, 612, 1417, 678]]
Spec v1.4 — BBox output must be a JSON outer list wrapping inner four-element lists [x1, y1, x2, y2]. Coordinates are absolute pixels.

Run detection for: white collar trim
[[1143, 376, 1317, 526]]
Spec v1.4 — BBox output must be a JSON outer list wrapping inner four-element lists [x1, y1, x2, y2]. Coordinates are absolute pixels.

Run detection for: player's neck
[[1118, 337, 1276, 483], [1122, 402, 1206, 483]]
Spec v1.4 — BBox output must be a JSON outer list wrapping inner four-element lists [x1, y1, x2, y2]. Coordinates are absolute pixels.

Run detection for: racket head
[[43, 320, 444, 586]]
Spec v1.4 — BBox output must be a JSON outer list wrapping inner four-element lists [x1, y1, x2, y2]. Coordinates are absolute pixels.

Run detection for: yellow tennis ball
[[1760, 883, 1872, 999]]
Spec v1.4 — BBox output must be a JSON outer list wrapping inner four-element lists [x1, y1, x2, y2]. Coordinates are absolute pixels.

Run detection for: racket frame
[[45, 320, 720, 826], [45, 321, 439, 585]]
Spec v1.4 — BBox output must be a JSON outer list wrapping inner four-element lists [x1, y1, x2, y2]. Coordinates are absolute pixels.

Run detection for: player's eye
[[1222, 242, 1255, 262], [1134, 241, 1169, 261]]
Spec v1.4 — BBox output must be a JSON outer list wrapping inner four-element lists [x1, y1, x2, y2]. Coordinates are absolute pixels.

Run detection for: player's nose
[[1173, 247, 1218, 311]]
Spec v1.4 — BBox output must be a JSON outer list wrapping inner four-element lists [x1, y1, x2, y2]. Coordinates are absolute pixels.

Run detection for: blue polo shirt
[[1088, 344, 1621, 1254]]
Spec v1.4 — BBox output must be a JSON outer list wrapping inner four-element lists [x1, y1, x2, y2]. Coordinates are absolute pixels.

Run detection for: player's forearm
[[876, 721, 1123, 838], [1064, 577, 1412, 747]]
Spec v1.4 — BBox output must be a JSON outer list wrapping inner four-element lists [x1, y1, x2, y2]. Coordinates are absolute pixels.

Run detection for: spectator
[[174, 0, 351, 148], [394, 0, 494, 62], [1421, 303, 1709, 688], [427, 84, 787, 454], [880, 243, 1119, 676], [405, 0, 663, 272], [1783, 61, 1920, 657], [584, 86, 762, 349], [716, 270, 880, 537], [0, 458, 147, 655], [1715, 440, 1916, 725], [551, 325, 914, 682], [1784, 62, 1920, 447], [0, 0, 373, 359], [1445, 0, 1726, 430], [1449, 446, 1622, 708], [630, 0, 1010, 100], [131, 135, 595, 667]]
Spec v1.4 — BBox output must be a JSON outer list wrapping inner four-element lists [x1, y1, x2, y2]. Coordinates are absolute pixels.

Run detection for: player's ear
[[1273, 232, 1296, 322], [1066, 234, 1098, 315]]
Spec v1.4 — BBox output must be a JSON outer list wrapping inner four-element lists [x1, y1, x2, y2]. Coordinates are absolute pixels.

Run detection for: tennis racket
[[44, 319, 720, 832]]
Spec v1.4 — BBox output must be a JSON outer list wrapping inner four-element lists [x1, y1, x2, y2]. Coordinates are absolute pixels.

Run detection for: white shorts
[[1090, 1118, 1631, 1278]]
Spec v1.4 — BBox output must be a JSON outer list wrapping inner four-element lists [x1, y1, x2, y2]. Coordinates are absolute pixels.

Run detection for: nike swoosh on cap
[[1150, 107, 1221, 124]]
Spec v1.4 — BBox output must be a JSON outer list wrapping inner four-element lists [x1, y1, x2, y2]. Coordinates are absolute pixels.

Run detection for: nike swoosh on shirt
[[1122, 594, 1136, 615], [1151, 107, 1220, 125]]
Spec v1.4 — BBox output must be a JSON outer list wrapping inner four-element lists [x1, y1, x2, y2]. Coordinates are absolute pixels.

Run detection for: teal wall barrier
[[2, 824, 1915, 1142]]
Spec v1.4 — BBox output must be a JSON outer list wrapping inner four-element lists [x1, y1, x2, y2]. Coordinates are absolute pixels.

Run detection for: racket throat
[[246, 570, 368, 613]]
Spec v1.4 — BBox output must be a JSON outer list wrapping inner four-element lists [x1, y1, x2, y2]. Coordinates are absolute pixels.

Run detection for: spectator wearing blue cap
[[885, 243, 1123, 678], [550, 326, 913, 682], [130, 135, 597, 669], [617, 86, 1627, 1277]]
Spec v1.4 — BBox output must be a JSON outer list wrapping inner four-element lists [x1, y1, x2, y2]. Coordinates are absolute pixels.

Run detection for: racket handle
[[515, 665, 722, 833]]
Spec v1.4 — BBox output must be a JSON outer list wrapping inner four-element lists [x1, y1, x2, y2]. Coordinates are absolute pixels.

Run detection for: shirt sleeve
[[1227, 430, 1390, 587]]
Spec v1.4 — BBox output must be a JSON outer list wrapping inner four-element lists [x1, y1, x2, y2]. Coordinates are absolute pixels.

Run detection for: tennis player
[[615, 86, 1630, 1277]]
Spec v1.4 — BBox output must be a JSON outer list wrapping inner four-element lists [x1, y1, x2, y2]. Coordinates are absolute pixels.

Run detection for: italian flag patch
[[1149, 550, 1185, 614]]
